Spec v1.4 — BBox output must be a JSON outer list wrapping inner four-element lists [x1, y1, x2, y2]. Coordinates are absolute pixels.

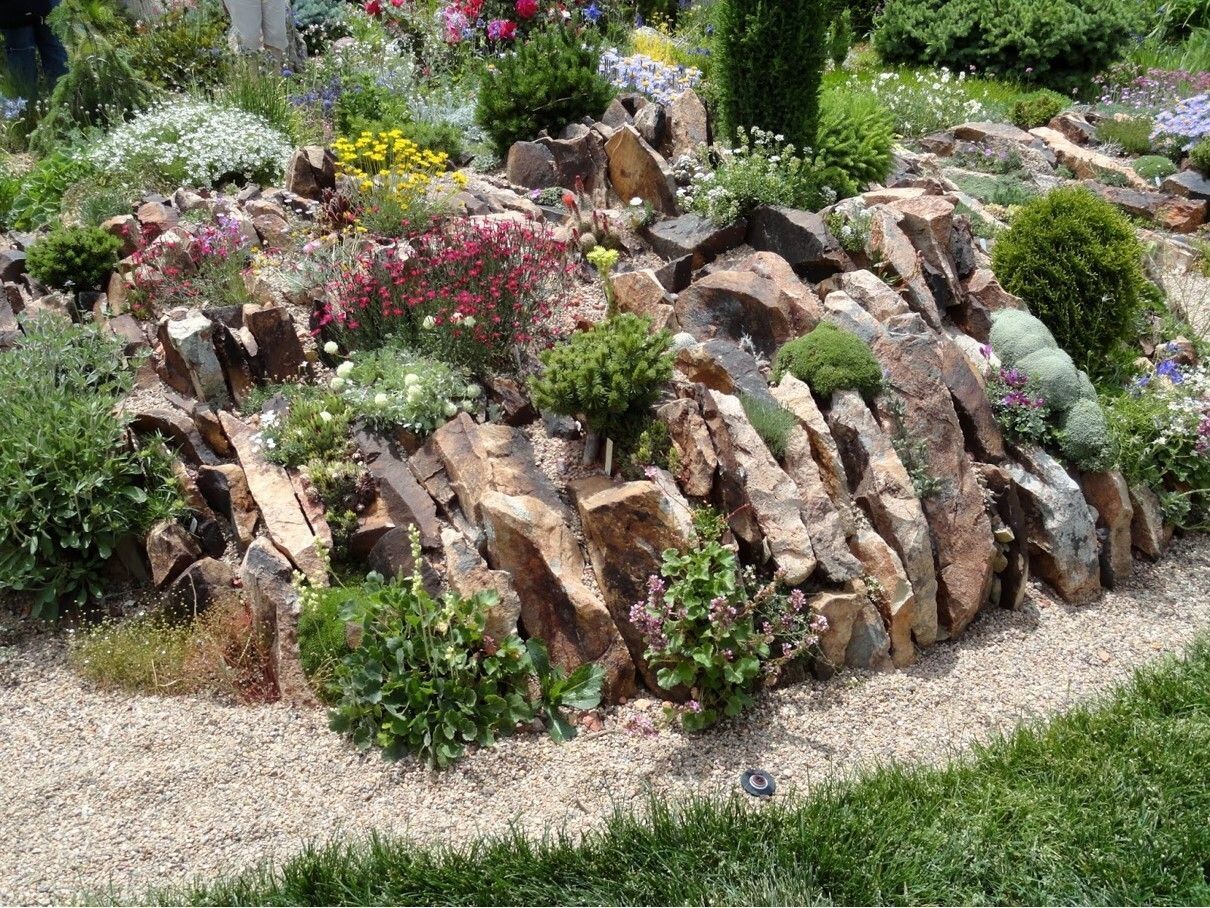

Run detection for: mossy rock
[[989, 309, 1058, 367]]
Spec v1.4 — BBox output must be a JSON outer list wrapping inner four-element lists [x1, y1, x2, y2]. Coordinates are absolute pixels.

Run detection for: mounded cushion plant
[[1190, 138, 1210, 175], [713, 0, 830, 151], [988, 308, 1058, 367], [873, 0, 1136, 93], [475, 25, 616, 154], [1059, 397, 1113, 470], [1011, 90, 1068, 130], [991, 186, 1149, 376], [1133, 155, 1178, 181], [26, 225, 122, 291], [772, 322, 883, 400]]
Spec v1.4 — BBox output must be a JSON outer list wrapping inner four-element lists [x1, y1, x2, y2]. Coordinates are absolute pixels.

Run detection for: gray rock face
[[746, 206, 852, 281], [828, 390, 939, 646], [161, 310, 230, 408], [708, 391, 818, 585], [643, 213, 747, 269], [1006, 444, 1101, 604], [664, 88, 709, 160]]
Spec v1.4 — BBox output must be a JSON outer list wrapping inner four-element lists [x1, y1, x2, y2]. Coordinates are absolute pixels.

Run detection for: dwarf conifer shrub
[[1189, 137, 1210, 174], [991, 186, 1149, 375], [714, 0, 830, 151], [814, 91, 895, 198], [772, 323, 883, 401], [873, 0, 1136, 93], [0, 319, 180, 617], [1011, 90, 1067, 130], [26, 225, 122, 291], [530, 314, 674, 444], [475, 26, 616, 154]]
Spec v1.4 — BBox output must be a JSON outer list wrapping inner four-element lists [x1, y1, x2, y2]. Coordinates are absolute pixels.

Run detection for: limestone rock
[[159, 310, 230, 408], [480, 491, 634, 702], [572, 477, 694, 695], [1006, 444, 1101, 604]]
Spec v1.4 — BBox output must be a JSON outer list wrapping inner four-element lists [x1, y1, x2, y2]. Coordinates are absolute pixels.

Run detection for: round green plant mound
[[1011, 90, 1067, 130], [991, 186, 1148, 375], [988, 309, 1058, 367], [772, 322, 883, 400], [1133, 155, 1178, 181], [26, 225, 122, 291], [1059, 397, 1113, 470], [1017, 347, 1084, 413]]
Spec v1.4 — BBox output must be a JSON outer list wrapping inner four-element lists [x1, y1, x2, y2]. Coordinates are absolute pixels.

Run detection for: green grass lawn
[[140, 637, 1210, 907]]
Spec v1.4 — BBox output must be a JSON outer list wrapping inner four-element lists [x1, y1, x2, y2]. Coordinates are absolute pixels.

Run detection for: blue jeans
[[2, 4, 67, 95]]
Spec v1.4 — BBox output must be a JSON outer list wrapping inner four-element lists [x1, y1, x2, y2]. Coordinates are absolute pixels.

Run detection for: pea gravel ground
[[2, 537, 1209, 905]]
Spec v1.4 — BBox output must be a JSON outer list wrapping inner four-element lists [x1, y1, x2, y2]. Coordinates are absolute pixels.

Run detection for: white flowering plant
[[857, 67, 998, 138], [87, 98, 293, 189], [678, 127, 832, 226], [334, 346, 481, 437]]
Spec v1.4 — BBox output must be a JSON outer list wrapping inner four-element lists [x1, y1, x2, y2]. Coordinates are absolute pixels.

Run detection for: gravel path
[[3, 536, 1209, 905]]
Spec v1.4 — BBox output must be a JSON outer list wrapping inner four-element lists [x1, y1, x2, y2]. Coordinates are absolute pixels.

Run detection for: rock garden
[[1, 0, 1210, 901]]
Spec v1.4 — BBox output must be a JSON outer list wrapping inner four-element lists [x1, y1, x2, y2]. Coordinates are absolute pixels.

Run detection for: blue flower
[[585, 2, 602, 23], [1156, 359, 1185, 384]]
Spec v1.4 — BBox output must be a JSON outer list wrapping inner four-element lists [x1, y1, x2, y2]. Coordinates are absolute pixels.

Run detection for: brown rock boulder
[[480, 491, 634, 702], [197, 463, 259, 550], [674, 268, 812, 355], [604, 125, 677, 215], [658, 396, 718, 498], [441, 528, 523, 642], [243, 304, 306, 384], [1080, 470, 1134, 588], [242, 537, 316, 708], [353, 427, 442, 550], [746, 205, 852, 281], [572, 477, 694, 695], [146, 520, 201, 589]]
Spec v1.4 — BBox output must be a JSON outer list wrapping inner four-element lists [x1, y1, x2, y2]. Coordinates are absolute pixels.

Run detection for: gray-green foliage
[[530, 315, 673, 443], [989, 308, 1058, 366], [1060, 398, 1114, 471], [1016, 348, 1085, 412], [739, 393, 797, 459], [0, 319, 181, 617], [714, 0, 830, 151]]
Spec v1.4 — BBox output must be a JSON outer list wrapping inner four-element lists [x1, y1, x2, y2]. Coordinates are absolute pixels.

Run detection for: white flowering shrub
[[87, 98, 293, 189], [861, 68, 997, 138], [333, 347, 481, 437], [678, 128, 831, 225]]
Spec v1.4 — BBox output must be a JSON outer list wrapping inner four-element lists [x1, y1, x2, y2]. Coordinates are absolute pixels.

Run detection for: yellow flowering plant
[[332, 129, 469, 236]]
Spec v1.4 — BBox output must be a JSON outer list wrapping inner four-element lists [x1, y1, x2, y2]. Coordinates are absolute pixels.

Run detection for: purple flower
[[1156, 359, 1185, 384]]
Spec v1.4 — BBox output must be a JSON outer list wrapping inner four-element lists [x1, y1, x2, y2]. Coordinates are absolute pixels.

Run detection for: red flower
[[364, 0, 382, 13], [516, 0, 539, 18]]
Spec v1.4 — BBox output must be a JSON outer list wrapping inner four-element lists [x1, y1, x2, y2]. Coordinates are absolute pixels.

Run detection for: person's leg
[[259, 0, 290, 62], [222, 0, 263, 53], [33, 20, 68, 86], [2, 26, 40, 96]]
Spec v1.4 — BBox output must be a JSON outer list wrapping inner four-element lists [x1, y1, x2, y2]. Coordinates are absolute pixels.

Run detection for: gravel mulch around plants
[[2, 536, 1210, 905]]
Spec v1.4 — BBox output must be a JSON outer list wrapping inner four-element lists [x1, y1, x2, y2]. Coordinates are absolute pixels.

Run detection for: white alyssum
[[87, 97, 293, 188]]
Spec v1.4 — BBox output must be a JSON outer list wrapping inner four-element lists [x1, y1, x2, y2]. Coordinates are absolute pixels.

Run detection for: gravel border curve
[[2, 536, 1209, 905]]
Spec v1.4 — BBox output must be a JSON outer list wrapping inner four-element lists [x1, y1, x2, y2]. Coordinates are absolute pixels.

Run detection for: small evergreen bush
[[814, 91, 894, 198], [1188, 137, 1210, 174], [772, 322, 883, 400], [713, 0, 830, 151], [26, 225, 122, 291], [475, 26, 615, 154], [530, 314, 674, 444], [991, 186, 1148, 375], [1011, 90, 1067, 130], [873, 0, 1136, 93]]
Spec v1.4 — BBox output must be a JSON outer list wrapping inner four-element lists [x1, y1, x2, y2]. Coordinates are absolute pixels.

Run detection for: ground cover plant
[[147, 637, 1210, 905]]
